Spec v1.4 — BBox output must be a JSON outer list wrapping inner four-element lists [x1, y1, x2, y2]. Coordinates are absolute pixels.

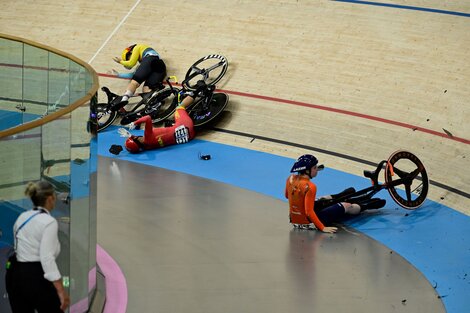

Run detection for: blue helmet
[[290, 154, 318, 173]]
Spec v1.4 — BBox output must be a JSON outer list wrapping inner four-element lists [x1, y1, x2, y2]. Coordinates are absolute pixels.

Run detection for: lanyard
[[14, 209, 44, 250]]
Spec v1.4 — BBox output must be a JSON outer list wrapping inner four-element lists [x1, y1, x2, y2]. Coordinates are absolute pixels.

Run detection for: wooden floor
[[1, 0, 468, 214]]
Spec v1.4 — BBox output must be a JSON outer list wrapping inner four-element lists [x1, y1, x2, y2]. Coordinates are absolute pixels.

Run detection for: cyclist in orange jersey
[[285, 154, 385, 233]]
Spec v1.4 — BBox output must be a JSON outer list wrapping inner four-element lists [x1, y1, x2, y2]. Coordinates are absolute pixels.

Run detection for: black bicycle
[[152, 54, 230, 129], [95, 54, 229, 131], [317, 150, 429, 210], [95, 77, 180, 132]]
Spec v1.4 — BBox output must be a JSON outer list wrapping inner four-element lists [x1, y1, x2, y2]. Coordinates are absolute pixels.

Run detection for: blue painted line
[[99, 127, 470, 313], [333, 0, 470, 18]]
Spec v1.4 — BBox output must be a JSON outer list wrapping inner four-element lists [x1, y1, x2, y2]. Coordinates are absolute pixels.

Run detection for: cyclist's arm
[[305, 184, 325, 231], [133, 115, 154, 139], [120, 47, 141, 69], [116, 71, 134, 79], [284, 176, 292, 199]]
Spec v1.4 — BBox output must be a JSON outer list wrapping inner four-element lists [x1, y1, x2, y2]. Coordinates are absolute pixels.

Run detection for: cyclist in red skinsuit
[[122, 80, 208, 153], [124, 95, 195, 153]]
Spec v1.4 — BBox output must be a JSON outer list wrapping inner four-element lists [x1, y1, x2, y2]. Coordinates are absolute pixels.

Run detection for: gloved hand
[[118, 128, 132, 138], [127, 122, 135, 130]]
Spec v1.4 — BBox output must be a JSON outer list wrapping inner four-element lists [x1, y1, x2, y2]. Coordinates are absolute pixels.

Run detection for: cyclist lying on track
[[286, 154, 386, 233], [113, 81, 209, 154], [110, 44, 166, 111]]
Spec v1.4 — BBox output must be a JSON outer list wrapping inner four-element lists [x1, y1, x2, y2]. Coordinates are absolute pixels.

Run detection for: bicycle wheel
[[96, 103, 118, 132], [184, 54, 228, 89], [148, 87, 181, 124], [120, 100, 150, 125], [384, 150, 429, 210], [190, 93, 229, 128]]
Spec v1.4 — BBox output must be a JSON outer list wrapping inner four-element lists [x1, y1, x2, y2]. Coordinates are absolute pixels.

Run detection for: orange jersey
[[285, 174, 325, 231]]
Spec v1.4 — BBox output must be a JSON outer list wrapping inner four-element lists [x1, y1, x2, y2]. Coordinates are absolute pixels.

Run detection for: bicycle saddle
[[101, 86, 119, 103]]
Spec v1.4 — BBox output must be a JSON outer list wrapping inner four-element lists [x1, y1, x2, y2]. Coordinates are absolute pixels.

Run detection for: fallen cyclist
[[285, 154, 386, 233], [109, 80, 210, 154]]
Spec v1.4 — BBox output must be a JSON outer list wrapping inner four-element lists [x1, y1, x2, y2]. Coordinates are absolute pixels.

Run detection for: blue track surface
[[99, 126, 470, 313], [333, 0, 470, 18]]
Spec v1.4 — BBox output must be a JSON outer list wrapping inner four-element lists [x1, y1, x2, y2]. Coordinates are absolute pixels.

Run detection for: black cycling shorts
[[132, 56, 166, 89], [315, 203, 346, 226]]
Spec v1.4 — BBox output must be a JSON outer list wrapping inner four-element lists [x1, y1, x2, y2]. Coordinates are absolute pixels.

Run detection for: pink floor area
[[97, 245, 128, 313]]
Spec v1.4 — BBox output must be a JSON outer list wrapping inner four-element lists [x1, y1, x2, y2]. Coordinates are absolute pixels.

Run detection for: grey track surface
[[97, 156, 445, 313]]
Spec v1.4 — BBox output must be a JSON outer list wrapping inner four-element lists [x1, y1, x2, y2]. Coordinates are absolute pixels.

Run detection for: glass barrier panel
[[0, 35, 98, 313], [70, 61, 87, 104], [23, 44, 48, 120], [48, 54, 71, 114], [0, 39, 24, 131]]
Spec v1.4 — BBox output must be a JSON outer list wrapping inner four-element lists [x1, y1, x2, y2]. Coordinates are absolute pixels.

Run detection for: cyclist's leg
[[111, 59, 154, 109], [174, 107, 195, 140], [356, 198, 386, 211], [342, 202, 361, 214], [143, 58, 166, 92], [331, 187, 356, 200], [341, 198, 385, 213], [315, 187, 356, 211], [315, 203, 348, 225], [109, 80, 139, 111]]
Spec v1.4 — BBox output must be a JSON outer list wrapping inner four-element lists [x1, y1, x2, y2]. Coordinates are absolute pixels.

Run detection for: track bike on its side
[[95, 77, 180, 132], [316, 150, 429, 210], [152, 54, 229, 129], [95, 54, 229, 131]]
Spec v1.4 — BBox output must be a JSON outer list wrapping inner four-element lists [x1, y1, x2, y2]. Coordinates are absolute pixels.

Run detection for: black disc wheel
[[184, 54, 228, 89], [190, 93, 229, 128], [148, 87, 180, 124], [384, 150, 429, 210]]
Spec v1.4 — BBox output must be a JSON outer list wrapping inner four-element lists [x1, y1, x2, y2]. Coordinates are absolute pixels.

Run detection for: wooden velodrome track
[[1, 0, 468, 214]]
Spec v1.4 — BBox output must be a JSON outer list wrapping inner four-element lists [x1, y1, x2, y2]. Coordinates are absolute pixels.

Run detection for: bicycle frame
[[324, 151, 429, 210], [95, 54, 228, 131]]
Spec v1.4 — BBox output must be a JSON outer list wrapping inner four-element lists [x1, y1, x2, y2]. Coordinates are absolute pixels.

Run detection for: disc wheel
[[184, 54, 228, 89], [96, 103, 117, 132], [189, 93, 229, 128], [149, 87, 181, 124], [384, 150, 429, 209]]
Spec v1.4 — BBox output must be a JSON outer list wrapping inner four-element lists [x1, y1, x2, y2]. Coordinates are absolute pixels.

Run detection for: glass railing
[[0, 33, 99, 313]]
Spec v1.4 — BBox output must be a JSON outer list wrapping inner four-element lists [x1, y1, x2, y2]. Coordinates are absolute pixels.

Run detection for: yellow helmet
[[121, 44, 136, 61]]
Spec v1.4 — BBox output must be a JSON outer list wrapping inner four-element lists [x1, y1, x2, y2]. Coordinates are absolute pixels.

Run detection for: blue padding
[[70, 158, 92, 199], [0, 111, 39, 131], [0, 200, 26, 245], [98, 127, 470, 313]]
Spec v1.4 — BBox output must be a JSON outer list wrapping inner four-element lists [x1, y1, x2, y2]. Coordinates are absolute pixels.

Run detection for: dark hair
[[24, 181, 54, 207]]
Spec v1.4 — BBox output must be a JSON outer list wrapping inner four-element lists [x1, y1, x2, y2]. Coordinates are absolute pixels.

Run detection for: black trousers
[[5, 260, 63, 313]]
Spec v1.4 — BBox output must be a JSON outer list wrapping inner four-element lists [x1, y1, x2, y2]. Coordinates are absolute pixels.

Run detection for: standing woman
[[5, 181, 70, 313]]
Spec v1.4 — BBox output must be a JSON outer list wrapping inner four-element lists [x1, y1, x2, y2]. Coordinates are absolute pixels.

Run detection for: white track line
[[88, 0, 143, 64]]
